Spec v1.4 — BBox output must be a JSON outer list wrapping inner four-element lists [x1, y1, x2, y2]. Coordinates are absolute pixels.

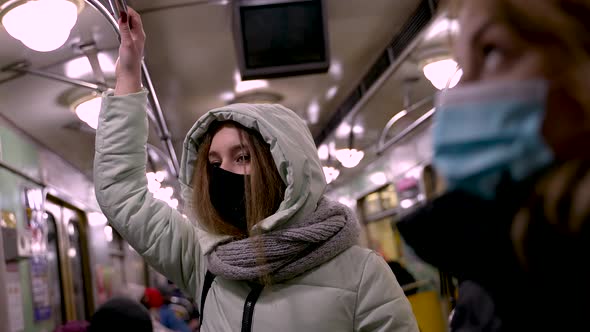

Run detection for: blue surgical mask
[[433, 80, 554, 199]]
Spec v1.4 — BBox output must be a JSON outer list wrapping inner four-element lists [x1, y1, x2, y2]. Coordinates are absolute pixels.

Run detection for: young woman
[[398, 0, 590, 330], [94, 8, 418, 332]]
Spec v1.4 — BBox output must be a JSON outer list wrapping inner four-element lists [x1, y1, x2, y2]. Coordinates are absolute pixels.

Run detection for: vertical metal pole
[[0, 227, 13, 332]]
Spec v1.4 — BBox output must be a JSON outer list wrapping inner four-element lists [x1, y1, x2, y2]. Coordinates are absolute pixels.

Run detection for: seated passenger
[[88, 297, 152, 332], [387, 261, 417, 296], [142, 287, 191, 332], [93, 8, 418, 332], [53, 321, 89, 332], [398, 0, 590, 330]]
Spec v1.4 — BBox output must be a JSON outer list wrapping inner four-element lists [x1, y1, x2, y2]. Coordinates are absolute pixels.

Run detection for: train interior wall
[[0, 118, 155, 332]]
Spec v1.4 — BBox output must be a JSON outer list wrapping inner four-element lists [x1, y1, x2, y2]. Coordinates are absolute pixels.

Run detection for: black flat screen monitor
[[233, 0, 330, 80]]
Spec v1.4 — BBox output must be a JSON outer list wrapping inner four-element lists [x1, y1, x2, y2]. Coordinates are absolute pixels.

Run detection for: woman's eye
[[236, 155, 251, 164], [209, 161, 221, 168], [481, 44, 505, 74]]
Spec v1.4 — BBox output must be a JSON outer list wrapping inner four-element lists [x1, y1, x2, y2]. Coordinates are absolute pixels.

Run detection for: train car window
[[358, 185, 402, 261], [363, 192, 382, 216], [45, 212, 65, 325], [380, 185, 398, 210], [66, 220, 88, 320], [366, 218, 402, 261]]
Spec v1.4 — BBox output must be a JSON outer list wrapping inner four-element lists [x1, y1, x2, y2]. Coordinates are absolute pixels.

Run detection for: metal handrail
[[377, 95, 433, 154], [377, 107, 435, 155], [2, 61, 107, 91], [85, 0, 180, 176], [402, 279, 432, 292]]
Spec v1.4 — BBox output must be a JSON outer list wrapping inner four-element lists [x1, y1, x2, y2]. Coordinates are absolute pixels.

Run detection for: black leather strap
[[241, 283, 264, 332], [199, 270, 216, 326]]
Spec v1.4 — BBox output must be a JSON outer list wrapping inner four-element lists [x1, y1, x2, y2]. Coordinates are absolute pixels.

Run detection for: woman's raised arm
[[94, 8, 204, 296]]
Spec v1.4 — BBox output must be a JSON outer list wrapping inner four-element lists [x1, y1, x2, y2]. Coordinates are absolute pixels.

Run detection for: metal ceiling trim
[[376, 95, 433, 154], [2, 61, 107, 91], [313, 0, 438, 146]]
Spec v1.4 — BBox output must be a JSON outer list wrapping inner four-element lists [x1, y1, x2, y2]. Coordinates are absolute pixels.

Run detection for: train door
[[45, 198, 94, 322], [107, 228, 127, 295], [66, 214, 89, 320], [45, 212, 65, 325]]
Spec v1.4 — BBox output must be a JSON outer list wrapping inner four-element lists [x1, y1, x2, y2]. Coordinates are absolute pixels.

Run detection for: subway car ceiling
[[0, 0, 455, 203]]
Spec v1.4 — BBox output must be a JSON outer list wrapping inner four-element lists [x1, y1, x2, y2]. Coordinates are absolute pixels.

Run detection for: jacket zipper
[[241, 284, 264, 332]]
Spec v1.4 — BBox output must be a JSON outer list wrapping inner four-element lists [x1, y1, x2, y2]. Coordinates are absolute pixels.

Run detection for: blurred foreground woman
[[94, 7, 418, 332], [398, 0, 590, 330]]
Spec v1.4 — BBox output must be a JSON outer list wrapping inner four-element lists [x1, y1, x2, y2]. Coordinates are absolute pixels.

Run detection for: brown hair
[[192, 121, 286, 238]]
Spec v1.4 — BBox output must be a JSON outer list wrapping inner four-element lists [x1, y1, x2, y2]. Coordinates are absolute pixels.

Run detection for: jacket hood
[[178, 103, 326, 254]]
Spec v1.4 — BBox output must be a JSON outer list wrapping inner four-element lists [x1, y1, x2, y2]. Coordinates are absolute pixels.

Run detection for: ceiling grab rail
[[313, 0, 440, 146], [85, 0, 180, 177], [377, 59, 463, 155], [376, 95, 434, 155]]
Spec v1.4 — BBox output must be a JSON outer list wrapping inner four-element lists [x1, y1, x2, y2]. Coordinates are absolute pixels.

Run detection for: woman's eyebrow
[[208, 150, 220, 159], [229, 144, 250, 154]]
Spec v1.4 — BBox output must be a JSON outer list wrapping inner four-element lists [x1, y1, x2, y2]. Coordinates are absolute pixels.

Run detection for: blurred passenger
[[53, 321, 89, 332], [93, 7, 418, 332], [142, 287, 191, 332], [387, 261, 418, 296], [398, 0, 590, 330], [163, 282, 200, 331], [166, 281, 185, 299], [158, 285, 200, 332], [88, 297, 152, 332]]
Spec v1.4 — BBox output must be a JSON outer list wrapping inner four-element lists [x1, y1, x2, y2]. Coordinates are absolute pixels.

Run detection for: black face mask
[[208, 166, 248, 233]]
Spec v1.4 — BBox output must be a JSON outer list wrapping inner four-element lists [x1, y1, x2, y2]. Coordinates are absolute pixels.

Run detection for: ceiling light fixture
[[235, 79, 268, 93], [65, 53, 115, 79], [370, 172, 388, 186], [325, 86, 338, 100], [322, 166, 340, 184], [335, 148, 364, 168], [425, 17, 459, 41], [317, 144, 329, 161], [422, 57, 462, 90], [335, 117, 364, 168], [146, 171, 179, 209], [233, 70, 268, 93], [336, 122, 364, 139], [70, 93, 101, 129], [307, 100, 320, 124], [329, 61, 342, 80], [0, 0, 84, 52]]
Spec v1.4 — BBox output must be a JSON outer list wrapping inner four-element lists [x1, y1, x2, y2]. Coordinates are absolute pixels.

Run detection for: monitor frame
[[232, 0, 331, 80]]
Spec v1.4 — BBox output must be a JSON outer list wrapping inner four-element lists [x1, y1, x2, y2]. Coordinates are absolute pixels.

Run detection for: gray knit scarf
[[207, 197, 360, 283]]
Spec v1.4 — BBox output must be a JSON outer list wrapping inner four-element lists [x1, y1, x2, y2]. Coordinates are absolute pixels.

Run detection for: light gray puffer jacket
[[94, 90, 419, 332]]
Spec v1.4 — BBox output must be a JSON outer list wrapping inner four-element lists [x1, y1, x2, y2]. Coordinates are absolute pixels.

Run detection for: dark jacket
[[88, 297, 153, 332], [397, 161, 590, 331]]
